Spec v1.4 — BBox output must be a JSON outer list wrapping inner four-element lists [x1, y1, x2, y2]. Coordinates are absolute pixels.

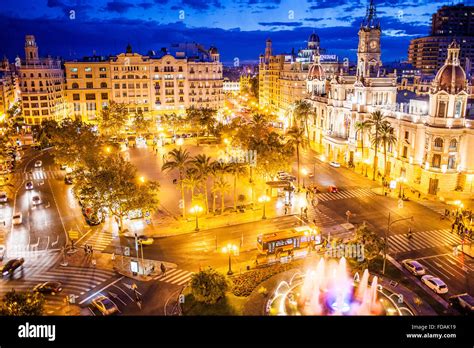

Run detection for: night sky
[[0, 0, 472, 65]]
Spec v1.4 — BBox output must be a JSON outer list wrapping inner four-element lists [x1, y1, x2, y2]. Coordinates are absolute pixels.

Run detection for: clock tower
[[357, 0, 382, 78]]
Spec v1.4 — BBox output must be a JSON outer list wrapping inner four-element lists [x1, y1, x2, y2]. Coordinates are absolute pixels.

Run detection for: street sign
[[124, 247, 130, 256], [68, 230, 79, 240], [130, 260, 139, 274]]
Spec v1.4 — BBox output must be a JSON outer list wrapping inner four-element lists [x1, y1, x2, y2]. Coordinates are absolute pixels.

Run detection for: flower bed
[[231, 259, 304, 297]]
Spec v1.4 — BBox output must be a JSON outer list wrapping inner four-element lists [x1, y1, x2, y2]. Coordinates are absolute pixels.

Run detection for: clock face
[[370, 40, 378, 50]]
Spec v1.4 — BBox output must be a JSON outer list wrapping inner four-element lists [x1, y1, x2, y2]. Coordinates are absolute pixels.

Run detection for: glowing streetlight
[[190, 204, 204, 231], [222, 243, 238, 275], [258, 195, 270, 220], [139, 176, 145, 184], [105, 146, 112, 154], [176, 138, 184, 146]]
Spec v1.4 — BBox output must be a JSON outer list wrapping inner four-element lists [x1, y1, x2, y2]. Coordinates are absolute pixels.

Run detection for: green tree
[[0, 290, 45, 316], [293, 100, 313, 144], [192, 154, 214, 213], [286, 126, 307, 189], [352, 224, 385, 269], [162, 148, 192, 219], [376, 122, 397, 178], [189, 267, 230, 305], [227, 162, 247, 211], [133, 110, 153, 135], [365, 110, 386, 180], [213, 176, 230, 214], [354, 120, 371, 159], [74, 153, 160, 230], [97, 101, 128, 137]]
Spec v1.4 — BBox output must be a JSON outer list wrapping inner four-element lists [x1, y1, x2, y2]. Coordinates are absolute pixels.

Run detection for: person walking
[[160, 263, 167, 277]]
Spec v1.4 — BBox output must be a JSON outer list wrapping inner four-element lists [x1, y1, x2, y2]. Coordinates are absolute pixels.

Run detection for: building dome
[[434, 40, 467, 93], [309, 32, 320, 43], [308, 63, 324, 80]]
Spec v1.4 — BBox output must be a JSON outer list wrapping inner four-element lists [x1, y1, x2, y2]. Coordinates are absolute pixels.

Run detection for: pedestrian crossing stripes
[[306, 206, 342, 226], [388, 228, 461, 254], [0, 265, 117, 314], [77, 230, 116, 252], [153, 268, 194, 286], [416, 200, 447, 215], [17, 170, 64, 181], [315, 188, 376, 202]]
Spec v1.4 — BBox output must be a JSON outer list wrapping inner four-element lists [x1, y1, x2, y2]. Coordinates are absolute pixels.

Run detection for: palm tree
[[162, 148, 192, 218], [213, 177, 230, 214], [183, 167, 200, 199], [293, 100, 313, 144], [354, 120, 371, 159], [286, 126, 308, 189], [376, 122, 397, 178], [365, 110, 386, 181], [192, 154, 214, 213], [227, 162, 247, 211]]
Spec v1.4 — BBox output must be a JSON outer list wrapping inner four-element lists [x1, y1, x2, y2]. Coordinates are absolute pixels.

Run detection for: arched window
[[434, 138, 443, 150], [455, 100, 463, 118], [72, 83, 79, 89], [449, 139, 457, 150], [100, 82, 107, 88]]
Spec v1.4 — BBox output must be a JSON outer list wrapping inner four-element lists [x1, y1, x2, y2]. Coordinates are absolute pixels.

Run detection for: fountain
[[268, 258, 410, 316]]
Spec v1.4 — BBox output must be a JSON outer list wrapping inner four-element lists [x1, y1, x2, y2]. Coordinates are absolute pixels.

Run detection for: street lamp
[[258, 195, 270, 219], [222, 243, 238, 275], [190, 204, 203, 231], [301, 168, 308, 189], [398, 177, 407, 198], [139, 176, 145, 184], [383, 213, 414, 275]]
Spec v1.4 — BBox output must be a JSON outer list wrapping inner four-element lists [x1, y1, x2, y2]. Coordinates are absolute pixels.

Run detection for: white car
[[0, 192, 7, 203], [12, 212, 22, 225], [421, 275, 448, 294], [34, 160, 42, 168], [329, 161, 341, 168], [31, 195, 42, 206], [402, 259, 426, 276]]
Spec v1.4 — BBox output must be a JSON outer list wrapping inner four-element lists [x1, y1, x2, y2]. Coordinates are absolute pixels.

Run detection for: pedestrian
[[84, 244, 88, 254], [160, 263, 166, 277], [418, 192, 421, 198], [284, 206, 288, 215], [451, 223, 455, 233], [89, 246, 93, 256]]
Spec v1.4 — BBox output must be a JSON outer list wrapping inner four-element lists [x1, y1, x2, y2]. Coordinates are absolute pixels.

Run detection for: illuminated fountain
[[268, 258, 412, 316]]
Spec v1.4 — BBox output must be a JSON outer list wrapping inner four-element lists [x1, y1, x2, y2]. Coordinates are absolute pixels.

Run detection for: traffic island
[[112, 255, 177, 282]]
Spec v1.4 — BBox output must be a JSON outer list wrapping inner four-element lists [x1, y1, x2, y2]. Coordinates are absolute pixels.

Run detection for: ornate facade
[[306, 1, 474, 198]]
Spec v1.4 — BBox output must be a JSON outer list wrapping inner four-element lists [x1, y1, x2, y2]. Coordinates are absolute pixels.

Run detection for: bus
[[257, 226, 323, 258]]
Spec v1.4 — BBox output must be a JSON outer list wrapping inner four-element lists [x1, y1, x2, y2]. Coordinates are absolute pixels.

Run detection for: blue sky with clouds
[[0, 0, 472, 65]]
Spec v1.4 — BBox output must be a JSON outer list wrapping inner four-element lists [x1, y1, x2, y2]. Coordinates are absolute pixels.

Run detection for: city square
[[0, 0, 473, 322]]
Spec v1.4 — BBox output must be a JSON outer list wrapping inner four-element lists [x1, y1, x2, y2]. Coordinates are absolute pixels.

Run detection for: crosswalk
[[15, 170, 64, 181], [416, 200, 447, 215], [388, 228, 462, 254], [307, 204, 344, 226], [77, 230, 116, 252], [153, 268, 194, 286], [315, 188, 376, 202]]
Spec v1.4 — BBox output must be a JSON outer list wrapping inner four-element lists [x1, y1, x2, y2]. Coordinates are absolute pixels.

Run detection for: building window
[[86, 102, 96, 111], [86, 82, 93, 89], [73, 103, 80, 112], [404, 131, 409, 140], [114, 84, 120, 89], [70, 68, 78, 72], [85, 94, 96, 100], [434, 137, 443, 150], [99, 67, 106, 72], [448, 156, 456, 169], [432, 154, 441, 168], [402, 146, 408, 158], [85, 67, 92, 72], [438, 101, 446, 117], [449, 139, 457, 150], [73, 94, 80, 101], [71, 74, 78, 79], [100, 82, 107, 88], [99, 74, 107, 78], [85, 74, 93, 78], [455, 100, 462, 118], [101, 93, 108, 100], [72, 83, 79, 89]]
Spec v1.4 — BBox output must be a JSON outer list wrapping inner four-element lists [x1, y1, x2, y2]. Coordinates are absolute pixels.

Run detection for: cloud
[[259, 21, 303, 27], [104, 1, 136, 14], [182, 0, 223, 10]]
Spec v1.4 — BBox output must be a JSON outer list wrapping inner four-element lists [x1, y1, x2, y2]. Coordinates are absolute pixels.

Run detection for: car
[[329, 161, 341, 168], [2, 258, 25, 277], [137, 235, 154, 245], [328, 185, 338, 193], [33, 281, 63, 295], [25, 181, 34, 190], [34, 160, 42, 168], [448, 293, 474, 314], [0, 191, 7, 203], [0, 244, 5, 261], [31, 195, 42, 206], [85, 213, 102, 226], [59, 164, 67, 170], [421, 275, 449, 294], [12, 212, 22, 225], [402, 259, 426, 276], [91, 295, 119, 316], [64, 175, 73, 185]]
